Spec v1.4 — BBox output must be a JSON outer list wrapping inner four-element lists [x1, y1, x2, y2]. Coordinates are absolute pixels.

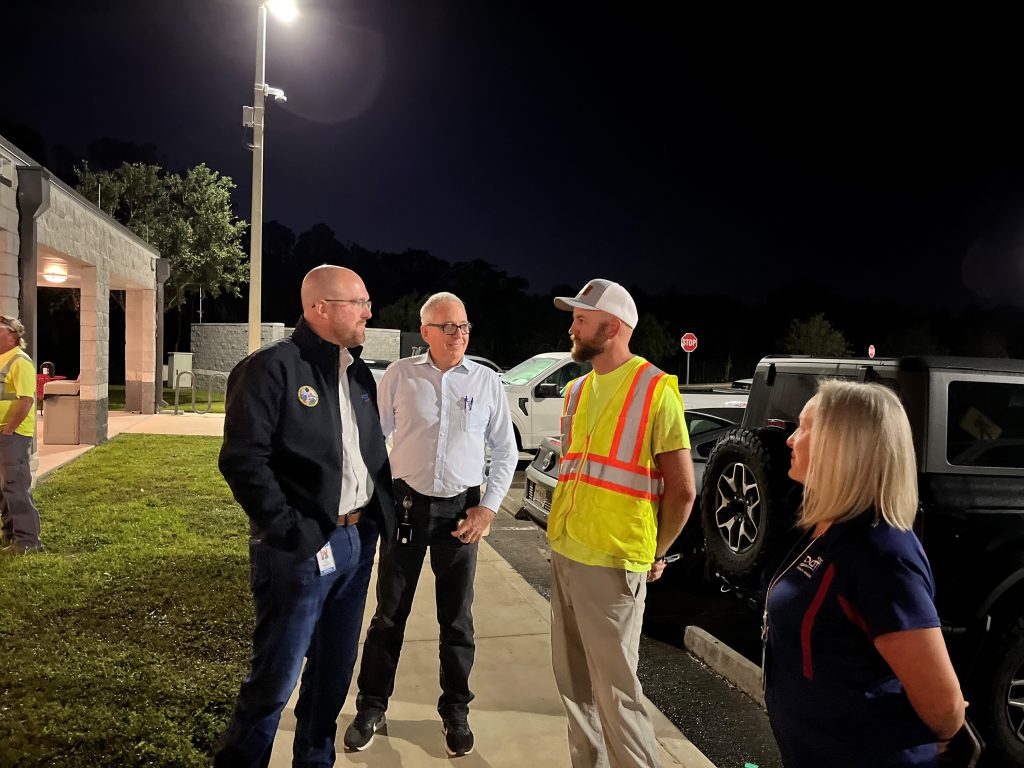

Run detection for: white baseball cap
[[554, 279, 638, 329]]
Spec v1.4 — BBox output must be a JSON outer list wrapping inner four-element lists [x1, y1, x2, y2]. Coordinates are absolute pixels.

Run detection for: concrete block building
[[0, 134, 163, 445]]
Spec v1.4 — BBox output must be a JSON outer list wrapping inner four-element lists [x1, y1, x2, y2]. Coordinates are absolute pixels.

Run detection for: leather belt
[[338, 510, 362, 527], [395, 478, 466, 504]]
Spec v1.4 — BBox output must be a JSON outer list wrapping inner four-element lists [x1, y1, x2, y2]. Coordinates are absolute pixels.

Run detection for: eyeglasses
[[322, 298, 372, 310], [425, 322, 472, 336]]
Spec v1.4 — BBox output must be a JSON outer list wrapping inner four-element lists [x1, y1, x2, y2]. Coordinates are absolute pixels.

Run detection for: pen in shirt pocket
[[462, 395, 474, 411]]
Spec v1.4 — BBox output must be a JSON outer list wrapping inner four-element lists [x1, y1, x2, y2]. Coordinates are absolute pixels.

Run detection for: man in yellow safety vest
[[0, 315, 42, 555], [548, 279, 696, 767]]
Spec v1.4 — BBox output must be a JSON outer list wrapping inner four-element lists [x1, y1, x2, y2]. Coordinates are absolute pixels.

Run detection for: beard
[[570, 321, 611, 362], [337, 321, 366, 349]]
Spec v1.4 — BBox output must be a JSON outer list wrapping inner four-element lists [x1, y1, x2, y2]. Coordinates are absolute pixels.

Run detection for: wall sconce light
[[42, 264, 68, 284]]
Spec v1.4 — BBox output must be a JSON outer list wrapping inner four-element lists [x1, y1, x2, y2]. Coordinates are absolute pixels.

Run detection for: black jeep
[[699, 355, 1024, 767]]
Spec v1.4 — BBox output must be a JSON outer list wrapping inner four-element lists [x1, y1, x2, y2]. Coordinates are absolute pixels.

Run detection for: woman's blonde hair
[[799, 380, 918, 531]]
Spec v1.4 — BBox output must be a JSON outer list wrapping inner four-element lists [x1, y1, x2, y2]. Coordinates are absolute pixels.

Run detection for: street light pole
[[247, 3, 268, 354], [245, 0, 294, 353]]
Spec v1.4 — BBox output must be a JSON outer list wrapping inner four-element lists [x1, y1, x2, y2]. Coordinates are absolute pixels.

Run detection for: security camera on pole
[[680, 332, 698, 385]]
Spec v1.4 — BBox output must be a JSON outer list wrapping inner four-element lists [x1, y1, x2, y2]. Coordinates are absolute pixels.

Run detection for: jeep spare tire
[[701, 427, 799, 584]]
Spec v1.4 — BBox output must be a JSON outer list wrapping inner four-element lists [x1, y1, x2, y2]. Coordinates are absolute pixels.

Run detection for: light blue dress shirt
[[379, 353, 517, 513]]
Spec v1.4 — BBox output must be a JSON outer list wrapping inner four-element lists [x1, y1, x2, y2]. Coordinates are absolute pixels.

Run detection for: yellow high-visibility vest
[[0, 350, 32, 402], [547, 360, 673, 563]]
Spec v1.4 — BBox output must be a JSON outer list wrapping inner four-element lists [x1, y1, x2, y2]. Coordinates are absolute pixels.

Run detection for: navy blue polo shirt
[[763, 515, 941, 767]]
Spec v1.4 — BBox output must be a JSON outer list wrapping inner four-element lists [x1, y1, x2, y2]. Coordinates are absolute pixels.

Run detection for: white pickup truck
[[501, 352, 589, 451], [502, 352, 749, 452]]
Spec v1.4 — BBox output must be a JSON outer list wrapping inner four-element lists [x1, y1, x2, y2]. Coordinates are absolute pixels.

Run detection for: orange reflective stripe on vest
[[609, 362, 663, 464], [548, 358, 670, 563], [557, 456, 661, 500], [561, 363, 666, 499], [564, 374, 588, 415], [560, 374, 589, 447]]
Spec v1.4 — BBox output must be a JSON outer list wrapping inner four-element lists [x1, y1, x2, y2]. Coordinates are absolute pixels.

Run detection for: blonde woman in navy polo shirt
[[763, 380, 967, 767]]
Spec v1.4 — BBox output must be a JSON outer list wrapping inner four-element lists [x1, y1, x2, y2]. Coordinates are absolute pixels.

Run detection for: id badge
[[398, 521, 413, 545], [316, 542, 337, 575], [398, 495, 413, 545]]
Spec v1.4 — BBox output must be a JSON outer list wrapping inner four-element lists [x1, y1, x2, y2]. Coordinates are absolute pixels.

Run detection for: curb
[[684, 626, 765, 708], [648, 700, 717, 768]]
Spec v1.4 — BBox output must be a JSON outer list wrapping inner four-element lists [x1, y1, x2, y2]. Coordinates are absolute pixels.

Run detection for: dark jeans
[[215, 519, 379, 768], [356, 480, 479, 721], [0, 433, 41, 547]]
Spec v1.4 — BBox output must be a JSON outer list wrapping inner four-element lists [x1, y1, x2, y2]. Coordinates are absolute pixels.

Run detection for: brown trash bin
[[42, 380, 80, 445]]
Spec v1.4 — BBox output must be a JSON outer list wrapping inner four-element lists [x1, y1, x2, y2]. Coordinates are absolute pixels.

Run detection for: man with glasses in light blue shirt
[[344, 292, 517, 757]]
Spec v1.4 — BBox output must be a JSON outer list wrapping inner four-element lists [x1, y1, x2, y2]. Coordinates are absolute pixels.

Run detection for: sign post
[[680, 332, 698, 385]]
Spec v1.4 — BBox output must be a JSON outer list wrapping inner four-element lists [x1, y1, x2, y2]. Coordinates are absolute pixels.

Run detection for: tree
[[75, 162, 248, 313], [781, 313, 849, 356], [258, 221, 300, 323], [377, 292, 426, 331], [631, 312, 674, 368], [882, 322, 943, 357]]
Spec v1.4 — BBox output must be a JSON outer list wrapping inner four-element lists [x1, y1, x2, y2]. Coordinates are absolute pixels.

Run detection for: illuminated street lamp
[[244, 0, 296, 353]]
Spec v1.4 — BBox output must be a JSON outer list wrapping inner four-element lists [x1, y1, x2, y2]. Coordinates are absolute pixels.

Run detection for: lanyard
[[761, 528, 824, 693]]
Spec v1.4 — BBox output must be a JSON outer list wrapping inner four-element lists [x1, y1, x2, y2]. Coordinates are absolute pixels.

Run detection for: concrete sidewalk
[[35, 410, 227, 480], [268, 543, 715, 767], [34, 410, 716, 767]]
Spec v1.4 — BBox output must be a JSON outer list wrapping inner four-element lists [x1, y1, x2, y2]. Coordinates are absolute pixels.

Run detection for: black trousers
[[356, 479, 480, 720]]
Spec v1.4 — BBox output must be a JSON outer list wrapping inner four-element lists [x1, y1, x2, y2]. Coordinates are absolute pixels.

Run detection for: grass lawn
[[108, 384, 226, 414], [0, 435, 251, 767]]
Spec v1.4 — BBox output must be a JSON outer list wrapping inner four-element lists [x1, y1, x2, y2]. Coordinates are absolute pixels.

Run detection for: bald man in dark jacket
[[215, 266, 393, 768]]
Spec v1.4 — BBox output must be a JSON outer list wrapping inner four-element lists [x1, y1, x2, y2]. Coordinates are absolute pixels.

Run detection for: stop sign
[[681, 332, 698, 353], [868, 344, 876, 359]]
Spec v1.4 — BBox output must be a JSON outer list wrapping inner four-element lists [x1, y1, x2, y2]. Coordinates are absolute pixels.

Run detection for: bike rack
[[197, 372, 228, 414], [173, 370, 196, 414], [172, 370, 228, 415]]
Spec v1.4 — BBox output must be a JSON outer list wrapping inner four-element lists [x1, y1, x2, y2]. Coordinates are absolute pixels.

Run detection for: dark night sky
[[5, 2, 1024, 308]]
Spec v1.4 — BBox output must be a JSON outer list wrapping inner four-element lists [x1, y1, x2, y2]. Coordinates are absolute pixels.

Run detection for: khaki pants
[[550, 551, 659, 768]]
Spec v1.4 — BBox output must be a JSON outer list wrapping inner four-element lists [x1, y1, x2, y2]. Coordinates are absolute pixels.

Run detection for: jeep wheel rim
[[712, 460, 761, 554], [1010, 663, 1024, 745]]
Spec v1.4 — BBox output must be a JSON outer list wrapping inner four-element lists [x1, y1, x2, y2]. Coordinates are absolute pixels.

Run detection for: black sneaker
[[343, 709, 386, 751], [442, 718, 474, 757]]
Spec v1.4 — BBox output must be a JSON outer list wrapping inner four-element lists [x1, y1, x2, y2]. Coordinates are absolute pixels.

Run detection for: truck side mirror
[[535, 382, 561, 399]]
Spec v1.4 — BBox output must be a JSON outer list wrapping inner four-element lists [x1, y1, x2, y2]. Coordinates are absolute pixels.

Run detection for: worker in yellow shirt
[[548, 279, 696, 768], [0, 316, 42, 554]]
